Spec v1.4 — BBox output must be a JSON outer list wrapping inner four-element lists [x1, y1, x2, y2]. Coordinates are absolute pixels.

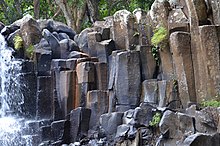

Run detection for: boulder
[[100, 112, 124, 141], [20, 17, 42, 48], [75, 28, 94, 54], [42, 29, 61, 59], [182, 133, 220, 146], [38, 19, 76, 39]]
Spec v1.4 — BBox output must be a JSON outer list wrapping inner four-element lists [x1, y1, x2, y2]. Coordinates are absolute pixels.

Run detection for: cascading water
[[0, 34, 25, 145]]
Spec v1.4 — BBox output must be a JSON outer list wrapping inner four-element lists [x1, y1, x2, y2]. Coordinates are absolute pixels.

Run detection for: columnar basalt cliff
[[0, 0, 220, 145]]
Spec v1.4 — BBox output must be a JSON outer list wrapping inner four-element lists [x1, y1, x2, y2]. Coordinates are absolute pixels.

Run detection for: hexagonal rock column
[[139, 45, 156, 81], [113, 10, 138, 50], [95, 62, 108, 90], [36, 76, 53, 120], [114, 51, 141, 112], [198, 25, 220, 100], [87, 31, 102, 57], [57, 70, 77, 117], [76, 61, 96, 107], [185, 0, 211, 102], [70, 107, 91, 143], [86, 90, 108, 129], [170, 32, 196, 108]]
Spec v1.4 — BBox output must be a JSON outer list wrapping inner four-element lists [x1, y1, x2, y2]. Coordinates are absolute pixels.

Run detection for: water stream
[[0, 34, 25, 145]]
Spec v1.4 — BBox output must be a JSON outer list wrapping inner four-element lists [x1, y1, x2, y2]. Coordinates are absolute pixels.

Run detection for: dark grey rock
[[68, 39, 79, 51], [114, 51, 141, 107], [75, 28, 94, 54], [21, 73, 37, 118], [38, 19, 76, 39], [59, 32, 70, 40], [96, 39, 116, 63], [35, 48, 52, 76], [51, 120, 70, 143], [87, 90, 108, 129], [100, 112, 124, 141], [101, 27, 110, 40], [59, 39, 70, 59], [36, 76, 53, 120], [42, 29, 60, 59], [1, 25, 20, 37], [40, 125, 51, 142], [141, 79, 158, 104], [21, 60, 35, 73], [6, 29, 21, 49], [70, 107, 91, 143]]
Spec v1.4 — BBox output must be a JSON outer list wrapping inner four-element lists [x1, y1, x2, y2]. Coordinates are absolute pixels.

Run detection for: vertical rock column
[[185, 0, 209, 102], [87, 31, 102, 57], [51, 59, 77, 119], [199, 25, 220, 99], [113, 10, 138, 50], [76, 61, 96, 107], [87, 90, 108, 129], [139, 45, 156, 81], [170, 32, 196, 107], [114, 51, 141, 112], [58, 70, 77, 116], [36, 76, 53, 119]]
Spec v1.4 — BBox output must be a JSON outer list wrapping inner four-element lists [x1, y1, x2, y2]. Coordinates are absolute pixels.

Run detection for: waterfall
[[0, 34, 25, 145]]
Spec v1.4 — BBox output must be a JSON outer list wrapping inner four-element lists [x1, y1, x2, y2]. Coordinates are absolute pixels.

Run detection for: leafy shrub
[[151, 26, 168, 47], [13, 35, 23, 50], [149, 112, 161, 127], [26, 45, 34, 59], [201, 100, 220, 108], [151, 26, 168, 65]]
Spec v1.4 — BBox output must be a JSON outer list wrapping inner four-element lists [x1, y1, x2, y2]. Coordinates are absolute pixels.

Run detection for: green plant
[[149, 112, 161, 127], [201, 100, 220, 108], [13, 35, 23, 50], [150, 26, 168, 65], [26, 45, 34, 59], [152, 46, 160, 65], [172, 79, 178, 92], [151, 26, 168, 47]]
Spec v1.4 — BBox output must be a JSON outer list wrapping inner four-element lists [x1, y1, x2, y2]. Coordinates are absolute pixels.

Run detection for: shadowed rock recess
[[1, 0, 220, 145]]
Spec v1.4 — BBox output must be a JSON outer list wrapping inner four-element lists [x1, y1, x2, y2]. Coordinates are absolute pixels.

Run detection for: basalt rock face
[[2, 0, 220, 145]]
